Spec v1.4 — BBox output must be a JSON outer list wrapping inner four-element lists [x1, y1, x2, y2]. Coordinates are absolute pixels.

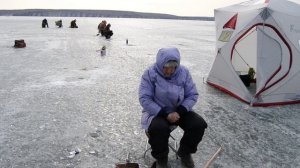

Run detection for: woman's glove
[[157, 107, 173, 118], [176, 105, 188, 116]]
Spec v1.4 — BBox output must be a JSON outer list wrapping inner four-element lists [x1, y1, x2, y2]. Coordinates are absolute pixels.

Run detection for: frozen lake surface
[[0, 16, 299, 168]]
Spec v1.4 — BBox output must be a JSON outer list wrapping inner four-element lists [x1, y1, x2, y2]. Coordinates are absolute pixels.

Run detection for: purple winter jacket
[[139, 48, 199, 130]]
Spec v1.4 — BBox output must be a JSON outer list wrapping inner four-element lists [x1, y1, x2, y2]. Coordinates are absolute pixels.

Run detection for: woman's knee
[[185, 112, 208, 130], [196, 114, 208, 129], [148, 116, 170, 133]]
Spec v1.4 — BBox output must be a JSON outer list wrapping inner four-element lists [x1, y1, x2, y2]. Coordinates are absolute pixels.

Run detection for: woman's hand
[[167, 112, 180, 123]]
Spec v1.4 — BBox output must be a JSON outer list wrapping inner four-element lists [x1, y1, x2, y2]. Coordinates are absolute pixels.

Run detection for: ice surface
[[0, 16, 299, 168]]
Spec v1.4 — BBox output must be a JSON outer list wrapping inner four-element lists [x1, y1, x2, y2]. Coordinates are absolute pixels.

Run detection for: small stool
[[143, 126, 179, 159]]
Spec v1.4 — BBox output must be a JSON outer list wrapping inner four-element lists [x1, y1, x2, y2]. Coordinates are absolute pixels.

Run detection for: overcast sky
[[0, 0, 245, 16]]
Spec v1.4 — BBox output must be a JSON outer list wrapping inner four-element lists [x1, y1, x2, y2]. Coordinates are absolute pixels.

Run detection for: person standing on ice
[[98, 20, 107, 36], [139, 47, 207, 168]]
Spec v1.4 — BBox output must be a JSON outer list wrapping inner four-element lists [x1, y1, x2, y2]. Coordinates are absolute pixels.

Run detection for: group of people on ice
[[41, 18, 77, 28], [41, 18, 113, 39], [97, 20, 113, 39]]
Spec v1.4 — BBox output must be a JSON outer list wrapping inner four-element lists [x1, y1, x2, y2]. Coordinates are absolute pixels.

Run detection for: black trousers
[[148, 111, 207, 159]]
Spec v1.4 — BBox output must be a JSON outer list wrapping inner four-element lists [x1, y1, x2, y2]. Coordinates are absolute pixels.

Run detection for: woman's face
[[163, 66, 176, 77]]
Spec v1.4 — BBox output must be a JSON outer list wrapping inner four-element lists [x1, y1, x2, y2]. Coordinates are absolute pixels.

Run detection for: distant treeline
[[0, 9, 214, 21]]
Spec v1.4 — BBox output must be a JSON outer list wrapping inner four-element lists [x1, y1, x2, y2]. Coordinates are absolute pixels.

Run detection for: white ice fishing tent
[[207, 0, 300, 106]]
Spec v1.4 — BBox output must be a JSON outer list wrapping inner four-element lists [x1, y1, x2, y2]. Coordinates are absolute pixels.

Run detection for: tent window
[[218, 30, 233, 42]]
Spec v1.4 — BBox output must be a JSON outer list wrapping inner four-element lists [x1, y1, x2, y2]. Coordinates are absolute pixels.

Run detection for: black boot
[[179, 154, 194, 168], [151, 156, 170, 168], [178, 149, 195, 168]]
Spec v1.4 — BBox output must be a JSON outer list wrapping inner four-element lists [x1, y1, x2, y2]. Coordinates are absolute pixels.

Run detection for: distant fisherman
[[42, 18, 48, 28], [55, 20, 63, 28], [103, 23, 113, 39], [98, 20, 107, 36], [70, 19, 78, 28]]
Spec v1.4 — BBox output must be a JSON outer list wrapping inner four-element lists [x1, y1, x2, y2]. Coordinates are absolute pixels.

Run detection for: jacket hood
[[155, 47, 181, 78]]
